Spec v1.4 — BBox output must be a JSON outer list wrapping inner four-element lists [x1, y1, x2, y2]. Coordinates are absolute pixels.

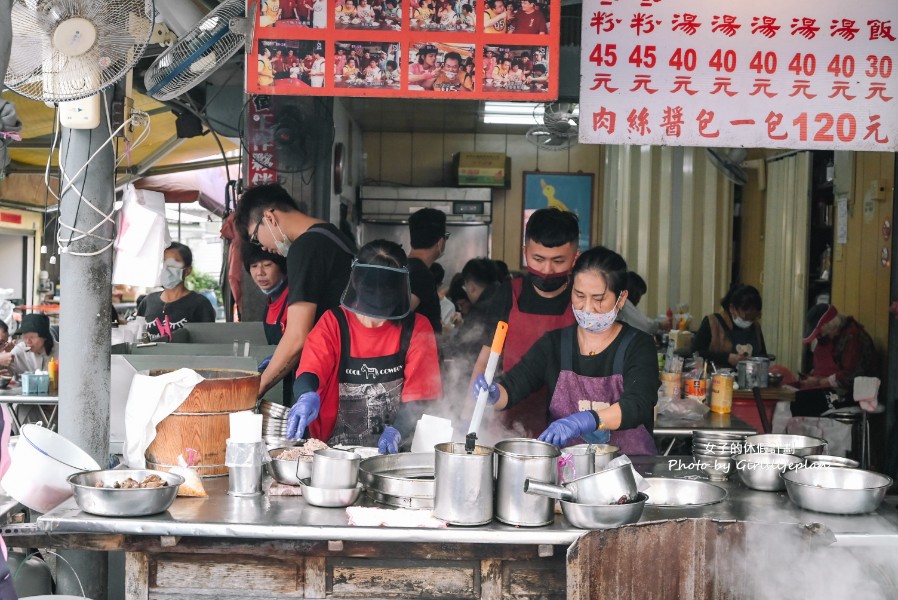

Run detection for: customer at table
[[342, 58, 359, 80], [692, 284, 767, 367], [236, 184, 357, 400], [792, 303, 876, 416], [433, 52, 473, 91], [0, 314, 58, 376], [408, 45, 439, 89], [286, 240, 441, 453], [464, 208, 580, 437], [137, 242, 216, 342], [473, 246, 659, 455]]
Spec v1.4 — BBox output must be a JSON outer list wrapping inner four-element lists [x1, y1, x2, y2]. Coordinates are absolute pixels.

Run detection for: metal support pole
[[56, 97, 115, 599], [311, 97, 334, 220], [886, 155, 898, 478]]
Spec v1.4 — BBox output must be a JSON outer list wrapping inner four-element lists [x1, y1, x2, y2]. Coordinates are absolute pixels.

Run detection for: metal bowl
[[267, 447, 312, 486], [565, 463, 638, 504], [694, 455, 735, 481], [782, 467, 892, 514], [644, 478, 728, 507], [592, 444, 620, 470], [259, 401, 288, 418], [67, 469, 184, 517], [264, 436, 302, 449], [299, 478, 362, 508], [560, 492, 648, 529], [744, 434, 826, 457], [804, 455, 859, 469], [734, 453, 804, 491]]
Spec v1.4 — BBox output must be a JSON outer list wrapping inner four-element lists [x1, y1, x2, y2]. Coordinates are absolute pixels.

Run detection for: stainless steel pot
[[737, 357, 770, 389], [560, 444, 596, 482], [524, 463, 638, 505], [434, 442, 494, 526], [494, 439, 559, 527], [560, 492, 648, 529]]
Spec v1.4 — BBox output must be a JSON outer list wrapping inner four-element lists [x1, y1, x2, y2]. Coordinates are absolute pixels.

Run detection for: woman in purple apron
[[473, 246, 659, 456]]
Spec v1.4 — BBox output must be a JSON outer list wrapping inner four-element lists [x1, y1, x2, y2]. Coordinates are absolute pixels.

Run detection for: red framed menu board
[[246, 0, 560, 100]]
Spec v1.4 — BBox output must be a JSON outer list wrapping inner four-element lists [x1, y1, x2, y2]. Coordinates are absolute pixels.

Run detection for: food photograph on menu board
[[335, 42, 402, 89], [257, 40, 327, 91], [407, 43, 475, 92], [411, 0, 477, 32], [259, 0, 326, 28], [482, 45, 549, 94], [483, 0, 549, 34], [246, 0, 560, 99]]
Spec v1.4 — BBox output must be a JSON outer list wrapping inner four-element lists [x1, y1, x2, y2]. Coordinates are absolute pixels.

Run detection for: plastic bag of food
[[169, 448, 207, 498], [656, 393, 709, 421]]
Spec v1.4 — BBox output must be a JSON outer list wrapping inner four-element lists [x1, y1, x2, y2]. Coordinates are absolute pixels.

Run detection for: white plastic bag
[[656, 394, 710, 421], [169, 449, 208, 498], [112, 185, 171, 287]]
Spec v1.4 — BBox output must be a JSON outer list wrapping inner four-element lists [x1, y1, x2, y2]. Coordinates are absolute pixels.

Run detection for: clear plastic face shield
[[340, 261, 412, 320]]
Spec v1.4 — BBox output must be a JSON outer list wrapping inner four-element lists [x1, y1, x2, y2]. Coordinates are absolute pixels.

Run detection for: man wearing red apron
[[468, 208, 579, 437]]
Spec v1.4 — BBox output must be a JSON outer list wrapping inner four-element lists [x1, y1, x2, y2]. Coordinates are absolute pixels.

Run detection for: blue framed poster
[[522, 171, 593, 264]]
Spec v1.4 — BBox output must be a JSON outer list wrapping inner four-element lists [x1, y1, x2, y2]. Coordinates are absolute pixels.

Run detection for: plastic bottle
[[48, 357, 57, 394]]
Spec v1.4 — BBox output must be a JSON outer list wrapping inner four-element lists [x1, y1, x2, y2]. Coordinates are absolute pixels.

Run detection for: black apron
[[264, 292, 293, 407], [329, 308, 414, 447]]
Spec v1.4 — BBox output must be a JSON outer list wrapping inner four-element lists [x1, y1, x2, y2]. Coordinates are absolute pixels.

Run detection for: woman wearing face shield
[[472, 246, 659, 455], [286, 240, 442, 454], [136, 242, 216, 341], [692, 284, 767, 368]]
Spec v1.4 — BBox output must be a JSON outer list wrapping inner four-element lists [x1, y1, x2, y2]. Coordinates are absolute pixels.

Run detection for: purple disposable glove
[[472, 374, 500, 405], [538, 411, 600, 447], [286, 391, 321, 440], [378, 426, 401, 454]]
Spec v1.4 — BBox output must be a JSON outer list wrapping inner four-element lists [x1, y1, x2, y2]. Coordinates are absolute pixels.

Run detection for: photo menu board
[[247, 0, 560, 100]]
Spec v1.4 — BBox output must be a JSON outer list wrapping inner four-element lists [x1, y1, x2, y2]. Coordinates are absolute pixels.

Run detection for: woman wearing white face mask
[[472, 246, 660, 455], [693, 284, 767, 368], [136, 242, 216, 341]]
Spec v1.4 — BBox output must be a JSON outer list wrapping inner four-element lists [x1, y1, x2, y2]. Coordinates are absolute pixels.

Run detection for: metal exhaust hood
[[360, 186, 492, 224]]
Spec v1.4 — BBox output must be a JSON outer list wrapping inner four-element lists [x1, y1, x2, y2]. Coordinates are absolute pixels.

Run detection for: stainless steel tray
[[366, 488, 434, 509], [359, 453, 435, 501]]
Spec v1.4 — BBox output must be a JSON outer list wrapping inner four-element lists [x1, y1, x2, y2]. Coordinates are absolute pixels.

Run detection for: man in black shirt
[[407, 208, 448, 334], [236, 184, 357, 400]]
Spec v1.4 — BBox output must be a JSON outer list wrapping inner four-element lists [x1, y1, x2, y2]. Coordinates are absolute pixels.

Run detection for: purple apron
[[548, 325, 657, 456]]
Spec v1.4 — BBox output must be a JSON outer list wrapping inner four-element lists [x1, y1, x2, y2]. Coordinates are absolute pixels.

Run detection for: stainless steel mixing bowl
[[743, 434, 826, 457], [560, 492, 648, 529], [734, 453, 803, 491], [299, 478, 362, 508], [643, 478, 728, 507], [67, 469, 184, 517], [804, 455, 859, 469], [782, 467, 892, 515]]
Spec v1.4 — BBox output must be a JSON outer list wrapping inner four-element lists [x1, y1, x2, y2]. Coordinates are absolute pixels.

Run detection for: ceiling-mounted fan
[[525, 102, 579, 151]]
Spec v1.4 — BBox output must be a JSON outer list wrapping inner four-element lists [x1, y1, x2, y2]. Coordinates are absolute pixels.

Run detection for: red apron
[[548, 325, 657, 456], [500, 277, 575, 438]]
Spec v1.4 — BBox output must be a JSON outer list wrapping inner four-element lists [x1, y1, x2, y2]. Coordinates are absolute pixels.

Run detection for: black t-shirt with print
[[137, 291, 216, 340], [286, 223, 357, 320]]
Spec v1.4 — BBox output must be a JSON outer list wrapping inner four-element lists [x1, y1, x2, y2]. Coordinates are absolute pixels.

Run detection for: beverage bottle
[[48, 357, 57, 394]]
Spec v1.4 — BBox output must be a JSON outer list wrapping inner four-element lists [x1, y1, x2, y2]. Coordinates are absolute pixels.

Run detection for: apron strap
[[275, 289, 289, 326], [612, 327, 638, 375], [560, 324, 576, 371], [333, 308, 352, 381], [304, 226, 357, 257], [398, 314, 415, 375]]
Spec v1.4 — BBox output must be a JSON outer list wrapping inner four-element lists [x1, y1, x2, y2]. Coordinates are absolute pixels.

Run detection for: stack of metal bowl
[[259, 401, 293, 448], [692, 430, 745, 481]]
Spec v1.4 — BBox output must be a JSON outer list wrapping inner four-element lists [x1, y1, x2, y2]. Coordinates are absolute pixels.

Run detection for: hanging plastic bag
[[169, 448, 208, 498], [112, 184, 171, 287]]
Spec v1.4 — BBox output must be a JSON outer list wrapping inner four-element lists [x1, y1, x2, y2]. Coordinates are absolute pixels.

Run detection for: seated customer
[[0, 314, 57, 376], [693, 284, 767, 367], [136, 242, 216, 341], [793, 304, 877, 416]]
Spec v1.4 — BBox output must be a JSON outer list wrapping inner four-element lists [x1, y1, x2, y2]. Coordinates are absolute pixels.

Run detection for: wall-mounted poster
[[247, 0, 560, 99], [522, 171, 593, 263]]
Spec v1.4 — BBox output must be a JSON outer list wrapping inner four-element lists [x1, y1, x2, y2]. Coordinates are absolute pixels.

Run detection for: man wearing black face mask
[[467, 207, 580, 437]]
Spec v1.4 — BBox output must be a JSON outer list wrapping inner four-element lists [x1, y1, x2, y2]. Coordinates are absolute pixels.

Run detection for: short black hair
[[430, 262, 446, 286], [408, 208, 447, 249], [236, 184, 305, 240], [626, 271, 647, 306], [572, 246, 628, 296], [721, 284, 763, 312], [494, 260, 510, 281], [532, 64, 547, 74], [461, 258, 499, 288], [525, 207, 579, 247], [241, 242, 287, 273], [358, 239, 407, 268], [166, 241, 194, 268], [447, 273, 468, 303], [386, 60, 397, 69], [444, 52, 462, 65]]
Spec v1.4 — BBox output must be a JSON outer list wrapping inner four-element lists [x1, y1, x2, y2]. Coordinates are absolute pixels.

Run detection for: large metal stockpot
[[494, 439, 560, 527], [434, 443, 494, 526]]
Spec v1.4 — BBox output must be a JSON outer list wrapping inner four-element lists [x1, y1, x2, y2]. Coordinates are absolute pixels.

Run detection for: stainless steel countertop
[[37, 457, 898, 547], [0, 387, 58, 403], [654, 412, 757, 436]]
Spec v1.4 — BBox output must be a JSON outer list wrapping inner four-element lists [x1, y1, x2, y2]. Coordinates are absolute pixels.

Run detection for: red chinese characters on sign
[[672, 13, 701, 36], [868, 19, 896, 41], [711, 15, 741, 37], [660, 106, 684, 136], [627, 108, 651, 135], [830, 19, 859, 40], [751, 16, 780, 38], [630, 13, 660, 36], [590, 11, 620, 34], [593, 107, 617, 133], [791, 18, 820, 39]]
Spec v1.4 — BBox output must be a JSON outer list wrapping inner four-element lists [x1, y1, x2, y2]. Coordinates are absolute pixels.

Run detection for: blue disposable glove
[[538, 411, 601, 447], [258, 355, 273, 372], [378, 426, 401, 454], [471, 374, 500, 405], [286, 391, 321, 440]]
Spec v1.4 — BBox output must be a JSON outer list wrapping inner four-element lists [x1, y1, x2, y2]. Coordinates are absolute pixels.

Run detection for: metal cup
[[434, 442, 494, 526], [228, 465, 262, 497], [311, 448, 360, 489], [560, 444, 596, 482]]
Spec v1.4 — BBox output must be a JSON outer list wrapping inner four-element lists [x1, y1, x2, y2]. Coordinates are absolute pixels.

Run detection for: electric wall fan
[[525, 103, 579, 151], [144, 0, 245, 101], [5, 0, 153, 102], [707, 148, 767, 190]]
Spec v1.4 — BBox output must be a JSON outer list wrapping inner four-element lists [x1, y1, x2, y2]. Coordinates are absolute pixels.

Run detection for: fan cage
[[144, 0, 244, 101], [5, 0, 153, 102]]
